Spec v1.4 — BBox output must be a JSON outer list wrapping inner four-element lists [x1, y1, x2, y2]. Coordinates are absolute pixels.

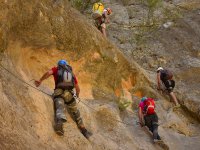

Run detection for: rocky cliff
[[0, 0, 200, 150], [98, 0, 200, 121]]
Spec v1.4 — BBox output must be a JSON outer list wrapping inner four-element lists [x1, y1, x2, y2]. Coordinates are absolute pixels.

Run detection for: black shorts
[[163, 80, 175, 93]]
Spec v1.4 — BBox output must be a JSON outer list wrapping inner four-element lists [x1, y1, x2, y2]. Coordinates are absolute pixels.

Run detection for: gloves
[[34, 80, 42, 87]]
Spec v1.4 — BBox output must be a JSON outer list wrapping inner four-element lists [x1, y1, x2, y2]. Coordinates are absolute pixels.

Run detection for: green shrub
[[146, 0, 163, 25], [70, 0, 84, 10], [118, 97, 132, 111]]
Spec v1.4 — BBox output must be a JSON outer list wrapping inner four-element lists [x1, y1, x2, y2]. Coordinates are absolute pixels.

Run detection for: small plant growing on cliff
[[118, 98, 132, 111], [117, 90, 132, 111], [162, 7, 182, 21], [146, 0, 163, 25], [70, 0, 100, 12], [70, 0, 84, 10]]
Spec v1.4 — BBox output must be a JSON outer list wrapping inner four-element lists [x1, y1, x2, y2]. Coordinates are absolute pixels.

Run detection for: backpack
[[160, 69, 173, 81], [92, 2, 104, 19], [144, 98, 155, 115], [56, 65, 75, 90]]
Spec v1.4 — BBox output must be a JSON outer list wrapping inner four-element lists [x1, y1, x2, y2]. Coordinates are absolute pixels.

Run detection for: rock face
[[0, 0, 200, 150], [0, 1, 148, 150], [88, 0, 200, 149], [102, 0, 200, 118], [101, 0, 200, 121]]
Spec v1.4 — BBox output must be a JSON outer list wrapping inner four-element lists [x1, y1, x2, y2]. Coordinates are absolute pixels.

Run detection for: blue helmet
[[141, 97, 147, 102], [58, 60, 68, 66]]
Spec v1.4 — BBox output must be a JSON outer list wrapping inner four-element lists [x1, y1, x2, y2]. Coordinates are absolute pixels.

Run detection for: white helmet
[[157, 67, 164, 72]]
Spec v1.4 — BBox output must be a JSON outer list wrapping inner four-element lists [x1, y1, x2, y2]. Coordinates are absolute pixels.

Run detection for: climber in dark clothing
[[156, 67, 180, 107], [35, 60, 92, 138], [144, 114, 161, 141]]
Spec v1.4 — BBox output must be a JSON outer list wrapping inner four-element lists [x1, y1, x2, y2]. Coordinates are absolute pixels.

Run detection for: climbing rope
[[79, 99, 135, 126], [0, 64, 52, 96], [0, 64, 136, 127]]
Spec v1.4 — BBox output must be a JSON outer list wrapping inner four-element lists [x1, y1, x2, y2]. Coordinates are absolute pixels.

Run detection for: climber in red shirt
[[35, 60, 92, 138]]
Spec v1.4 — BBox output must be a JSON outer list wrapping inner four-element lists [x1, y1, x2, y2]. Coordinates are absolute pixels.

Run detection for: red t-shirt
[[51, 67, 78, 87]]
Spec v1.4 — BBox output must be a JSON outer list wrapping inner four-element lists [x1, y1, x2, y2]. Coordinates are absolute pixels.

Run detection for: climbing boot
[[173, 104, 181, 111], [55, 120, 64, 136], [153, 139, 162, 143], [80, 127, 92, 139]]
